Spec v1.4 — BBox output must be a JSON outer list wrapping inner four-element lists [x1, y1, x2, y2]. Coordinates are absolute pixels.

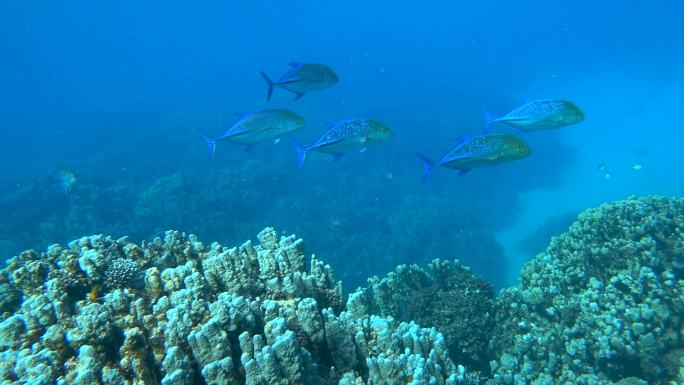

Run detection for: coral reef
[[0, 159, 518, 291], [348, 259, 495, 374], [490, 196, 684, 385], [0, 227, 475, 385]]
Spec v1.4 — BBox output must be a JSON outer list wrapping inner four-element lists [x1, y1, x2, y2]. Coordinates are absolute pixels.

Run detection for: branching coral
[[0, 227, 474, 385]]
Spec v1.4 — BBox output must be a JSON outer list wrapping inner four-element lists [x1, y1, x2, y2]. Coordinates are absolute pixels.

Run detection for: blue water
[[1, 1, 683, 289]]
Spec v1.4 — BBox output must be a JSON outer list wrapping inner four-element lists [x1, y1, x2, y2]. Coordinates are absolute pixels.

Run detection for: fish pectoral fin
[[359, 147, 367, 153], [293, 92, 305, 100], [273, 138, 281, 144]]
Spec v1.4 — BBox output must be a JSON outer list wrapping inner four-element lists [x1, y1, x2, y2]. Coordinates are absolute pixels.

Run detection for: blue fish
[[53, 164, 78, 195], [260, 63, 338, 101], [291, 119, 392, 167], [417, 134, 531, 182], [199, 109, 305, 157], [483, 99, 584, 133]]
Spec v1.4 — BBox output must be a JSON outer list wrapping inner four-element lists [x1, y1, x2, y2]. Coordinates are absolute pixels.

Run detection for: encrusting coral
[[0, 227, 475, 385], [489, 196, 684, 385], [347, 260, 495, 374]]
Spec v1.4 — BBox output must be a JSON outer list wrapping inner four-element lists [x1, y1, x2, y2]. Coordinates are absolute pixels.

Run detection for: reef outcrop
[[0, 227, 475, 385], [490, 196, 684, 385], [2, 195, 682, 385], [348, 260, 496, 373]]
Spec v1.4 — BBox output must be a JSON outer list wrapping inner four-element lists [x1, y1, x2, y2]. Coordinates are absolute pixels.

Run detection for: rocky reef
[[348, 260, 495, 373], [1, 195, 683, 385], [0, 227, 476, 385], [490, 196, 684, 384]]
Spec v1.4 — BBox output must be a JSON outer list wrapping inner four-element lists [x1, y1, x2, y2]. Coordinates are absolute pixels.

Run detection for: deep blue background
[[1, 1, 683, 288]]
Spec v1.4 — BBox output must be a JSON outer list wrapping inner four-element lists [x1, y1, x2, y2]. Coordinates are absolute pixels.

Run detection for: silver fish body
[[292, 119, 392, 167], [485, 99, 584, 132], [418, 134, 531, 182], [261, 63, 338, 101], [200, 109, 305, 156]]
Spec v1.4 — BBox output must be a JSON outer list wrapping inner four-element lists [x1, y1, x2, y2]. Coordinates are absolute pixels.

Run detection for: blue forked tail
[[416, 152, 435, 183], [290, 136, 307, 168], [481, 108, 496, 134], [260, 71, 275, 102], [198, 130, 217, 158]]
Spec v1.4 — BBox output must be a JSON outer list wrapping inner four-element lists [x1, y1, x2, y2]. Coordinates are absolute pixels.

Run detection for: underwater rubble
[[0, 195, 683, 385], [0, 228, 475, 385]]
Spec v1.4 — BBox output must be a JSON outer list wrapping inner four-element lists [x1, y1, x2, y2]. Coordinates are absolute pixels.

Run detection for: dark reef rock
[[348, 259, 496, 374]]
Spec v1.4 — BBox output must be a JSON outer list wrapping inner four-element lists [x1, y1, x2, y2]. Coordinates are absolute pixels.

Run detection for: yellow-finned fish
[[199, 109, 305, 157], [417, 134, 531, 182], [291, 119, 392, 168], [260, 63, 338, 101], [483, 99, 584, 132]]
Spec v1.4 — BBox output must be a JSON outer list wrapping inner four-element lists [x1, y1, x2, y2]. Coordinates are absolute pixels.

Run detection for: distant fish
[[199, 109, 305, 157], [597, 162, 608, 172], [291, 119, 392, 167], [260, 63, 338, 101], [417, 134, 531, 182], [483, 99, 584, 133], [53, 164, 78, 195], [632, 163, 643, 170], [597, 163, 611, 179]]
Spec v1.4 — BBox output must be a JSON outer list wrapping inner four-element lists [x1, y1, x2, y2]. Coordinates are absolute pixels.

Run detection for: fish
[[597, 162, 607, 172], [53, 164, 78, 195], [260, 63, 338, 101], [482, 99, 584, 132], [417, 134, 531, 182], [199, 109, 305, 157], [291, 119, 392, 167], [632, 163, 643, 170]]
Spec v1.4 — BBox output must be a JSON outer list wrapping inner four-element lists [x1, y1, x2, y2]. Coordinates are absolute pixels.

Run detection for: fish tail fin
[[416, 152, 435, 183], [198, 130, 217, 158], [290, 136, 306, 168], [481, 108, 496, 134], [260, 71, 275, 102]]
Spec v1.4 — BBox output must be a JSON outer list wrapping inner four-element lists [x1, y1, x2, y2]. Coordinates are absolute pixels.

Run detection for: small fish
[[417, 134, 531, 182], [199, 109, 305, 157], [483, 99, 584, 132], [260, 63, 338, 101], [291, 119, 392, 167], [632, 163, 643, 170], [53, 164, 78, 195], [597, 162, 607, 172]]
